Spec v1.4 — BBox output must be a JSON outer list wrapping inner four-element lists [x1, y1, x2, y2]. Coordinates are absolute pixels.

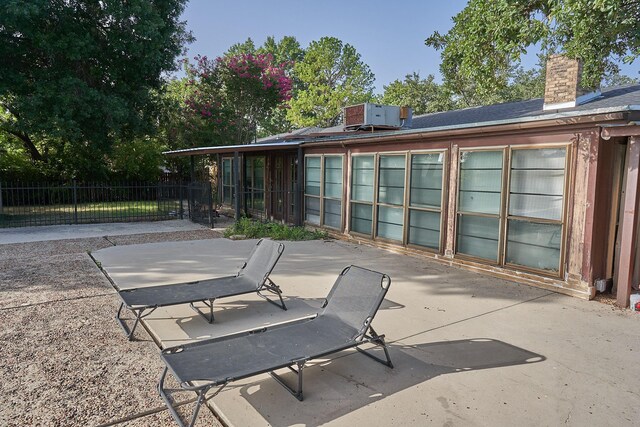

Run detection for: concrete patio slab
[[93, 238, 640, 427]]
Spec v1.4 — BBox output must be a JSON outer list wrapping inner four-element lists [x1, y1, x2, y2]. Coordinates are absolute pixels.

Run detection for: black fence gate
[[187, 181, 217, 227]]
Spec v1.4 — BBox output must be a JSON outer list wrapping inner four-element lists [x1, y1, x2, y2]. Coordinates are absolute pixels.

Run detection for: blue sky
[[179, 0, 638, 93]]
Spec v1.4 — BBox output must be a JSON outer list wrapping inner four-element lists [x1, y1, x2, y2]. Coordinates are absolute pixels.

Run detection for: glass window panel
[[351, 202, 373, 235], [222, 159, 232, 182], [459, 169, 503, 192], [323, 199, 342, 229], [410, 153, 443, 208], [353, 155, 375, 170], [323, 156, 343, 199], [510, 170, 564, 196], [305, 157, 321, 196], [380, 155, 406, 168], [509, 194, 564, 220], [325, 156, 343, 169], [458, 191, 502, 215], [305, 196, 320, 224], [352, 185, 374, 202], [460, 150, 503, 169], [456, 215, 500, 261], [409, 210, 440, 249], [378, 155, 405, 206], [511, 148, 566, 169], [351, 155, 375, 202], [509, 148, 566, 221], [377, 206, 403, 241], [378, 185, 405, 205], [458, 151, 502, 216], [410, 188, 442, 208], [379, 169, 406, 187], [506, 220, 561, 272]]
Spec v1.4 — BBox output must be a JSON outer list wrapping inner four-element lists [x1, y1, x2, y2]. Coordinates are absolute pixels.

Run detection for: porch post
[[616, 136, 640, 308], [295, 147, 303, 226], [234, 151, 241, 220]]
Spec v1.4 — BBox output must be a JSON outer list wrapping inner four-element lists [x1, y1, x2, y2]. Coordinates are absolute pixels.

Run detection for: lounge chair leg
[[158, 367, 227, 427], [190, 299, 215, 323], [270, 361, 305, 401], [258, 278, 287, 311], [189, 389, 207, 427], [116, 303, 144, 341], [357, 327, 394, 368]]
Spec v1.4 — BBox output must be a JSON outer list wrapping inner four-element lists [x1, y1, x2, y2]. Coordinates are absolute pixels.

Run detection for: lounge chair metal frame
[[157, 265, 393, 427], [115, 238, 286, 340]]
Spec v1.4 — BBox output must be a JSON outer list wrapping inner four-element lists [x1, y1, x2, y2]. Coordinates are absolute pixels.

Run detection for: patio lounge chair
[[158, 265, 393, 427], [115, 238, 286, 340]]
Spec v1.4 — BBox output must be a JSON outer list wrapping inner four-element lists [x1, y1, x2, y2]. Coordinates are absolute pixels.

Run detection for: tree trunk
[[8, 130, 44, 162]]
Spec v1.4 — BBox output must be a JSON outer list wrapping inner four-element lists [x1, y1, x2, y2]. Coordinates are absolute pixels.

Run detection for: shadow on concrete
[[237, 338, 545, 426]]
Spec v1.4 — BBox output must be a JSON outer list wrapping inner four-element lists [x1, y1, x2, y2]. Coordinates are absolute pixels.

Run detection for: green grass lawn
[[0, 200, 181, 227]]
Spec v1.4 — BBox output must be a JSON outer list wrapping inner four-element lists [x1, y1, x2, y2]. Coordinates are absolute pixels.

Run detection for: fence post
[[179, 182, 184, 220], [73, 180, 78, 224], [0, 182, 3, 216], [207, 181, 214, 228]]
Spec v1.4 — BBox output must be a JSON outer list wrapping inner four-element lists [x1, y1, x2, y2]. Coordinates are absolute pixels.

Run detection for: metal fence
[[0, 181, 217, 228], [222, 189, 298, 224]]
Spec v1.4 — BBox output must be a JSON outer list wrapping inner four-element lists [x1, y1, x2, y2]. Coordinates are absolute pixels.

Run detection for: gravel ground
[[0, 229, 224, 426]]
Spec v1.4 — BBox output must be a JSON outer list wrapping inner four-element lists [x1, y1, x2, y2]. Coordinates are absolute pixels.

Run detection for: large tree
[[380, 72, 455, 115], [183, 53, 292, 145], [287, 37, 375, 128], [426, 0, 640, 106], [223, 36, 305, 136], [0, 0, 191, 179]]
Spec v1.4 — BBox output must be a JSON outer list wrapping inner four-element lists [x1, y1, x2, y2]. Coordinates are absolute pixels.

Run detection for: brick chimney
[[543, 54, 600, 111]]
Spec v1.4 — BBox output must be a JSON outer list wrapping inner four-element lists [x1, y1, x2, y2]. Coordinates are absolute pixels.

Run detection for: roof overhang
[[164, 105, 639, 157], [301, 110, 631, 148], [600, 122, 640, 140], [164, 141, 302, 157]]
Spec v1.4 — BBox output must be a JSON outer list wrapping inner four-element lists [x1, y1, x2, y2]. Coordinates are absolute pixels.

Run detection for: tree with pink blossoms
[[184, 52, 292, 145]]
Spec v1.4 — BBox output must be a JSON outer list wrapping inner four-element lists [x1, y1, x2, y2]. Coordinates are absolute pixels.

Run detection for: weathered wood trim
[[580, 131, 601, 290], [616, 136, 640, 307], [444, 144, 459, 257], [566, 133, 591, 291]]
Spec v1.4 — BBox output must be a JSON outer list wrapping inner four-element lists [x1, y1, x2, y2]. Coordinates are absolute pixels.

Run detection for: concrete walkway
[[93, 238, 640, 427], [0, 220, 207, 244]]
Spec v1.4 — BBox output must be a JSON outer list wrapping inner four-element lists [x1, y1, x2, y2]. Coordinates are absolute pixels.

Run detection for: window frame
[[405, 149, 448, 253], [374, 151, 408, 244], [454, 143, 571, 277], [244, 156, 265, 213], [502, 144, 571, 276], [303, 154, 345, 230], [221, 157, 234, 206]]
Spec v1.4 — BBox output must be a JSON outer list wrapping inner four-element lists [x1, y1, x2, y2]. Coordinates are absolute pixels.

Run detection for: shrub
[[224, 217, 327, 241]]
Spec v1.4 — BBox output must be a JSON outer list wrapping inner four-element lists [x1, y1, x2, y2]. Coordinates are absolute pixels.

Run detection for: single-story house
[[165, 55, 640, 308]]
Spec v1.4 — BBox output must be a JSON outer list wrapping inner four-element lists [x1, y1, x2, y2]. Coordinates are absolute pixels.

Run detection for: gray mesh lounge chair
[[158, 265, 393, 427], [115, 238, 286, 340]]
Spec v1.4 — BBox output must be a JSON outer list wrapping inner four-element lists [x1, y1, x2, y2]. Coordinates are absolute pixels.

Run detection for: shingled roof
[[410, 84, 640, 131]]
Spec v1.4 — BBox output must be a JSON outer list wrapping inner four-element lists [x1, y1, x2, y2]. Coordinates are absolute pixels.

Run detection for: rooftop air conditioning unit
[[344, 103, 408, 129]]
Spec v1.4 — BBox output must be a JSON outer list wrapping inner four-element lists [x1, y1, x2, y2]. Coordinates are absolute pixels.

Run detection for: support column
[[295, 147, 303, 226], [616, 136, 640, 308], [233, 151, 241, 220], [233, 151, 242, 221], [444, 144, 459, 257]]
